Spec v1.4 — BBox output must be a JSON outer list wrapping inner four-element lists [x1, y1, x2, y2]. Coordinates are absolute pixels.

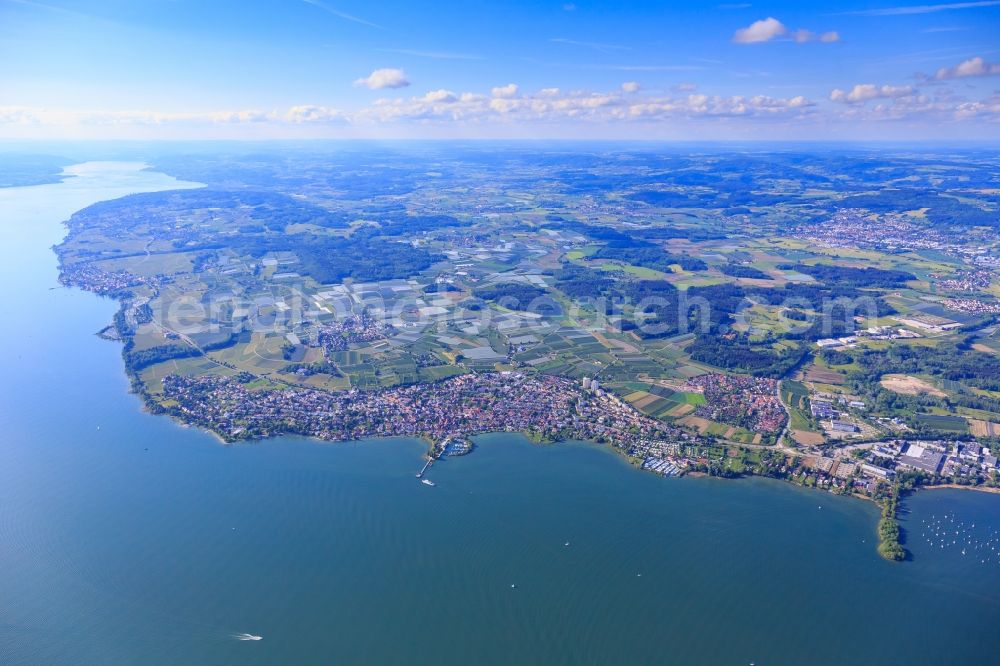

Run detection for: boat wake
[[232, 633, 263, 641]]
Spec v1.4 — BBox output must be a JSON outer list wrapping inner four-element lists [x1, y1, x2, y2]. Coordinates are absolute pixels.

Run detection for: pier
[[416, 456, 435, 479]]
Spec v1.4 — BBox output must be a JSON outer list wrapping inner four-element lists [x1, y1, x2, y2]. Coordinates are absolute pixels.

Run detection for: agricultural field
[[54, 146, 1000, 445]]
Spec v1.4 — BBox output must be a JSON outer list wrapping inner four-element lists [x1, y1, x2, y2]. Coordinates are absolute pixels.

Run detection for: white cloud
[[672, 83, 698, 92], [790, 28, 840, 43], [491, 83, 519, 98], [954, 94, 1000, 119], [8, 81, 999, 138], [625, 94, 815, 119], [0, 89, 818, 131], [212, 110, 272, 123], [829, 88, 1000, 124], [734, 17, 840, 44], [0, 106, 289, 126], [733, 17, 787, 43], [354, 68, 410, 90], [421, 89, 458, 103], [284, 105, 345, 123], [354, 86, 817, 125], [829, 84, 915, 103], [0, 107, 42, 124], [621, 81, 641, 93], [934, 56, 1000, 79]]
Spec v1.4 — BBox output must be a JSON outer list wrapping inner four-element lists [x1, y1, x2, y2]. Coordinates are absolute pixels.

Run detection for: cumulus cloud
[[353, 68, 410, 90], [353, 86, 817, 126], [829, 87, 1000, 124], [734, 17, 840, 44], [421, 89, 458, 103], [954, 93, 1000, 119], [733, 17, 787, 43], [829, 84, 915, 103], [934, 56, 1000, 80], [491, 83, 519, 98], [621, 81, 641, 93], [349, 84, 1000, 127], [8, 79, 998, 137], [0, 88, 819, 132]]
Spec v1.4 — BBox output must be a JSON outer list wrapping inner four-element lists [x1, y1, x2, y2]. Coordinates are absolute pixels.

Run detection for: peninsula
[[53, 146, 1000, 561]]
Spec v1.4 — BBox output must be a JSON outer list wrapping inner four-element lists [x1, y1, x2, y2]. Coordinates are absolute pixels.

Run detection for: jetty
[[416, 456, 435, 479]]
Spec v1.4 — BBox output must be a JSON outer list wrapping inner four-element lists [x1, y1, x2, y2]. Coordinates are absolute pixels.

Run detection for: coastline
[[45, 162, 996, 568], [6, 155, 1000, 664], [917, 483, 1000, 496]]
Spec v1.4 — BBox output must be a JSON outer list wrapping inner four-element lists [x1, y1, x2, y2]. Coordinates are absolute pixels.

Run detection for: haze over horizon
[[2, 0, 999, 141]]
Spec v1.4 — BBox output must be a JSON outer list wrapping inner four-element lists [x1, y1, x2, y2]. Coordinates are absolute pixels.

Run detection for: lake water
[[0, 162, 998, 665]]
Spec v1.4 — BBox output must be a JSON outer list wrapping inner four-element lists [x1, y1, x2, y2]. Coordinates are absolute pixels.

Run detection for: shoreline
[[916, 483, 1000, 496], [43, 163, 997, 569], [127, 373, 1000, 564]]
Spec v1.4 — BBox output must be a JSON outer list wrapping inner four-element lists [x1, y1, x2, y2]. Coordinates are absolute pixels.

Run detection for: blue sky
[[1, 0, 999, 139]]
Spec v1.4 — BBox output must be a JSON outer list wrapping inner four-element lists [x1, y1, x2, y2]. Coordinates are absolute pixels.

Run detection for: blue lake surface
[[0, 163, 998, 664]]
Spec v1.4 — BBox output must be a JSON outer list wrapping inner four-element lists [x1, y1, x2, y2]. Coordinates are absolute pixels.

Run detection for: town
[[161, 371, 701, 454], [160, 368, 1000, 504], [795, 208, 999, 268]]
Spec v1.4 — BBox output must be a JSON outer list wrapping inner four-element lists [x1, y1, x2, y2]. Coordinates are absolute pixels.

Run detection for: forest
[[473, 283, 553, 311], [777, 263, 915, 287], [841, 190, 996, 227]]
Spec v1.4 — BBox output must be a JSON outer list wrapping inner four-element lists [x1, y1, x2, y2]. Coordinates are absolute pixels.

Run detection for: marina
[[417, 435, 475, 480], [642, 456, 681, 477]]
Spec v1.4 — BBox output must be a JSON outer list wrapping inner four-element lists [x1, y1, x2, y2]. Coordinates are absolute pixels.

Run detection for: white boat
[[421, 479, 436, 487], [234, 633, 262, 641]]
